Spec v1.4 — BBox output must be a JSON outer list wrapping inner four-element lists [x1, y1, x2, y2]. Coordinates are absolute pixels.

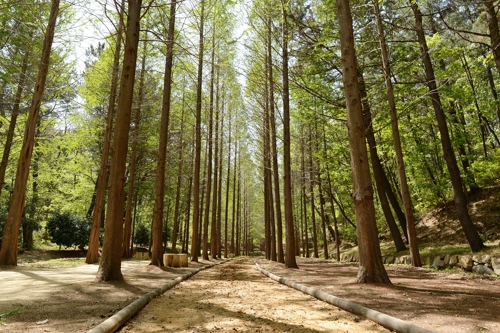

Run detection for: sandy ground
[[118, 257, 391, 333]]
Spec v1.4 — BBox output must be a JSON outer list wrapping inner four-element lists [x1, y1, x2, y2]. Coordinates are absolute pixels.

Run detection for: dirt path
[[118, 257, 390, 333]]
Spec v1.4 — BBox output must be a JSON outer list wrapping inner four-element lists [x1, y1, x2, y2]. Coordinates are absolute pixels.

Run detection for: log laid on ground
[[255, 262, 435, 333], [88, 259, 230, 333]]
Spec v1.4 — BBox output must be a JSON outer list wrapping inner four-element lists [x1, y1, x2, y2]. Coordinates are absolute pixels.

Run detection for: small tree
[[46, 212, 89, 250], [134, 224, 150, 248]]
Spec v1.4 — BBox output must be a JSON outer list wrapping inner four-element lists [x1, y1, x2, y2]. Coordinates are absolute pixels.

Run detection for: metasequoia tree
[[151, 0, 177, 267], [281, 0, 298, 269], [123, 36, 147, 259], [86, 0, 125, 264], [95, 0, 142, 282], [336, 0, 390, 284], [0, 0, 60, 266], [191, 0, 205, 262], [373, 0, 420, 266], [411, 2, 484, 253]]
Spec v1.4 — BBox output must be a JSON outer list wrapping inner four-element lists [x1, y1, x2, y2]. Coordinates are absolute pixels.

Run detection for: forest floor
[[0, 254, 499, 333]]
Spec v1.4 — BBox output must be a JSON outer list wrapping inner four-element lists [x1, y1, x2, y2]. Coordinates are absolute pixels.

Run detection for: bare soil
[[1, 254, 499, 333], [118, 257, 390, 333], [257, 257, 500, 333]]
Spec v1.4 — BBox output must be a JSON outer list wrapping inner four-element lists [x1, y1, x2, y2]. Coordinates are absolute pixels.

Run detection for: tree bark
[[0, 0, 59, 266], [485, 0, 500, 77], [150, 0, 177, 266], [190, 0, 205, 262], [224, 116, 232, 258], [172, 89, 185, 254], [203, 32, 215, 261], [412, 2, 484, 252], [374, 0, 420, 265], [123, 37, 146, 259], [308, 130, 319, 258], [95, 0, 142, 281], [336, 0, 391, 283], [86, 0, 125, 264], [281, 0, 298, 269]]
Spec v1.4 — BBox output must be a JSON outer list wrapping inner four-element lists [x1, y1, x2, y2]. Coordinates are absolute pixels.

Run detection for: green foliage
[[134, 224, 150, 248], [45, 212, 90, 250]]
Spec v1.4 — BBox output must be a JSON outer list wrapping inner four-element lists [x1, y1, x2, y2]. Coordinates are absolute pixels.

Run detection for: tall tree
[[336, 0, 391, 284], [95, 0, 142, 281], [411, 2, 484, 253], [373, 0, 420, 266], [151, 0, 177, 267], [0, 0, 60, 266], [86, 0, 125, 264], [190, 0, 205, 262], [281, 0, 298, 269]]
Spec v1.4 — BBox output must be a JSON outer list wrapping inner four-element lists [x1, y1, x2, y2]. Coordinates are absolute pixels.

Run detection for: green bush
[[46, 212, 90, 250], [134, 224, 150, 247]]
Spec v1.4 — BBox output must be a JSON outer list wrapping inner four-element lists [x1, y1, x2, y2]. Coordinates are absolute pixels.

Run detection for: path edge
[[88, 259, 230, 333], [255, 261, 435, 333]]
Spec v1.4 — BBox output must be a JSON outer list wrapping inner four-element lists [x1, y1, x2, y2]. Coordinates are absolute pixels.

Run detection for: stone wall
[[339, 253, 500, 276]]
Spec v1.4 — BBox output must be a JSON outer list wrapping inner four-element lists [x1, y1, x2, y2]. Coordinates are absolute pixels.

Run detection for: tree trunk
[[231, 141, 238, 253], [336, 0, 391, 283], [301, 134, 309, 258], [308, 130, 319, 258], [86, 0, 125, 264], [203, 32, 215, 261], [281, 0, 298, 269], [151, 0, 177, 267], [95, 0, 142, 281], [210, 55, 220, 260], [267, 16, 284, 263], [0, 0, 59, 266], [485, 0, 500, 77], [191, 0, 205, 262], [0, 50, 29, 197], [216, 104, 224, 258], [224, 116, 232, 258], [123, 37, 146, 259], [412, 2, 484, 252], [374, 0, 420, 265], [172, 89, 186, 254]]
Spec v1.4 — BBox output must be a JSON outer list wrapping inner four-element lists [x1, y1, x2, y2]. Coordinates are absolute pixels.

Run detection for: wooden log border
[[255, 262, 435, 333], [88, 259, 230, 333]]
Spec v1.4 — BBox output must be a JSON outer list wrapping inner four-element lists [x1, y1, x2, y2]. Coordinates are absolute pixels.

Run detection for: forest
[[0, 0, 499, 286]]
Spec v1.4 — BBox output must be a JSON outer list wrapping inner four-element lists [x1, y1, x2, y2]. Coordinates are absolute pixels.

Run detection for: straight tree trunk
[[235, 166, 241, 256], [308, 131, 319, 258], [0, 50, 29, 197], [0, 0, 59, 266], [203, 34, 216, 261], [216, 106, 224, 258], [95, 0, 142, 281], [316, 157, 329, 259], [191, 0, 205, 262], [359, 71, 406, 252], [301, 135, 310, 258], [336, 0, 391, 284], [231, 141, 238, 253], [267, 16, 284, 264], [412, 2, 484, 252], [210, 58, 220, 259], [374, 0, 420, 265], [172, 90, 186, 253], [151, 0, 177, 267], [281, 0, 298, 269], [123, 37, 146, 259], [86, 0, 125, 264], [224, 116, 232, 258]]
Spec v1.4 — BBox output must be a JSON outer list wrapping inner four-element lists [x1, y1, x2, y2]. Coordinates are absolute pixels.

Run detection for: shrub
[[134, 224, 150, 247], [46, 211, 90, 250]]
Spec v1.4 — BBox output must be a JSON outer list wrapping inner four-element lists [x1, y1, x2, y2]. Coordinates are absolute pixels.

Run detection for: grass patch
[[24, 257, 86, 269]]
